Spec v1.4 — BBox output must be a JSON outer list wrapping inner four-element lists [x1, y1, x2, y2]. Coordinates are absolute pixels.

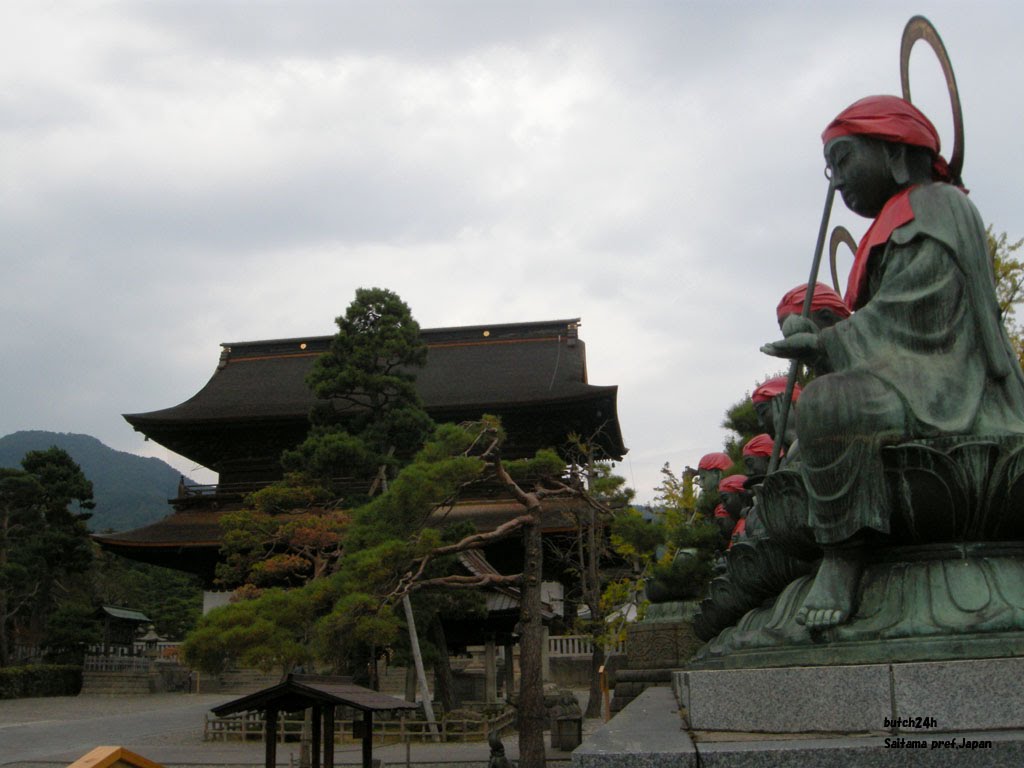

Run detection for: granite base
[[675, 656, 1024, 733], [573, 684, 1024, 768]]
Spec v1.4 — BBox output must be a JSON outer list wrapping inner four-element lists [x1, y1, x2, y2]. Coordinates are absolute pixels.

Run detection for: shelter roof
[[211, 674, 418, 716], [123, 318, 626, 467]]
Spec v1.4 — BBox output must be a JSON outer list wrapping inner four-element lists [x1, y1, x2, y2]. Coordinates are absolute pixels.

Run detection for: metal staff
[[767, 178, 836, 474]]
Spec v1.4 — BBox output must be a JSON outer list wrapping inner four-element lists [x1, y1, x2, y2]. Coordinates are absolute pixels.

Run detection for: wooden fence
[[546, 634, 625, 657], [83, 656, 154, 673], [204, 707, 516, 744]]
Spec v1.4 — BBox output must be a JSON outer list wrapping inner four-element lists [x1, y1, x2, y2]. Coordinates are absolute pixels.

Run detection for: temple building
[[96, 318, 627, 627]]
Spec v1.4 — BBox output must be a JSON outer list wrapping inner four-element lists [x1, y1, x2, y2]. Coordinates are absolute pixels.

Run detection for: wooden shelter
[[211, 674, 418, 768]]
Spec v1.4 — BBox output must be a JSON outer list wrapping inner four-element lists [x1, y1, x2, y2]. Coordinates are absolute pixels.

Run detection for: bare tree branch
[[430, 513, 534, 557], [390, 512, 534, 602]]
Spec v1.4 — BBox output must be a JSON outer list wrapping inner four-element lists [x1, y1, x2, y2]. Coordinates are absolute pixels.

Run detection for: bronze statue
[[718, 474, 751, 546], [741, 433, 773, 478], [762, 95, 1024, 631], [776, 282, 850, 332], [696, 451, 731, 495], [751, 377, 801, 459], [776, 283, 849, 376]]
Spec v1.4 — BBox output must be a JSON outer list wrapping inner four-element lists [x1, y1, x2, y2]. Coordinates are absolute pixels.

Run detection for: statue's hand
[[760, 333, 820, 360], [781, 314, 817, 338]]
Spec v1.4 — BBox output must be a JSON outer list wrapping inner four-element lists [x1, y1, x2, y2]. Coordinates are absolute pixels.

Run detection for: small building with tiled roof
[[93, 605, 152, 655]]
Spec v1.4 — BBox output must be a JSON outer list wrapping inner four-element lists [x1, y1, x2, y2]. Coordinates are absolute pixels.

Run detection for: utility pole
[[402, 595, 440, 741]]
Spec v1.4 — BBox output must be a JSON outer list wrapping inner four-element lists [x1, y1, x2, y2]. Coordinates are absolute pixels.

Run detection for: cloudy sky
[[2, 1, 1023, 503]]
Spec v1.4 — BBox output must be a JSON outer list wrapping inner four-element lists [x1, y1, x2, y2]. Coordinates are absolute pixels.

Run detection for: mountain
[[0, 430, 187, 534]]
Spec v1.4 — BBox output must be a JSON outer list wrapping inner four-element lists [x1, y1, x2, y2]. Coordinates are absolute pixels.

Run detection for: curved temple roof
[[125, 318, 626, 472]]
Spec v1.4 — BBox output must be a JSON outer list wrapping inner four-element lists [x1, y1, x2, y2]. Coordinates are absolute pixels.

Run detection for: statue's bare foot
[[795, 547, 864, 631]]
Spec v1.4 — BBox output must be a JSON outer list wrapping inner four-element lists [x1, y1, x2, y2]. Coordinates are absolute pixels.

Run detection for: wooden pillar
[[404, 663, 417, 702], [361, 710, 373, 768], [541, 625, 551, 682], [265, 708, 278, 768], [484, 637, 497, 704], [323, 706, 335, 768], [311, 704, 322, 768], [503, 641, 516, 700]]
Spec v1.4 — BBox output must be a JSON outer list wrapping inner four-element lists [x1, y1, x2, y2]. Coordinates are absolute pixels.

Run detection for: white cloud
[[2, 1, 1023, 502]]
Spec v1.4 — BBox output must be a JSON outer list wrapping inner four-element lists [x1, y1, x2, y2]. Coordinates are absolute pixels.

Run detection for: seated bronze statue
[[741, 433, 773, 478], [776, 282, 850, 331], [762, 95, 1024, 631], [751, 377, 801, 459], [776, 283, 850, 375], [696, 451, 732, 495], [718, 473, 751, 546]]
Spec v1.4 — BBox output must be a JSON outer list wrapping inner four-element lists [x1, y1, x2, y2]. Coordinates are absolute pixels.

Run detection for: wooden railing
[[84, 656, 155, 673], [547, 634, 625, 657], [204, 708, 515, 743]]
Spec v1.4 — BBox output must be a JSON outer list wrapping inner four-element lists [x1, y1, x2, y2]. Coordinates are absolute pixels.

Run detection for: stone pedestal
[[609, 606, 703, 713], [626, 616, 701, 670], [574, 658, 1024, 767], [676, 656, 1024, 734]]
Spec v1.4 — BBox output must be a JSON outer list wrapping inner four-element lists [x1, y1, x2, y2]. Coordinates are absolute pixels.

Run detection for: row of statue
[[661, 83, 1024, 661]]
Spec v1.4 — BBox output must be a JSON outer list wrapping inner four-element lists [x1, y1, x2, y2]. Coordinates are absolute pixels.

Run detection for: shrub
[[0, 664, 82, 699]]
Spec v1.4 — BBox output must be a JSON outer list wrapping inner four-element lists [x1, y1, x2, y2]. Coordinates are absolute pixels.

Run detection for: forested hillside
[[0, 431, 187, 533]]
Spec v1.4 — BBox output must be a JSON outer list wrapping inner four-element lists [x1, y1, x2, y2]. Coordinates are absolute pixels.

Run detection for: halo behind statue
[[900, 15, 964, 186], [828, 226, 857, 296]]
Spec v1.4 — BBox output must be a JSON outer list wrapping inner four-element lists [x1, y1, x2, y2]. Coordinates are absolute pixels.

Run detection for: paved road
[[0, 694, 223, 766], [0, 693, 586, 767]]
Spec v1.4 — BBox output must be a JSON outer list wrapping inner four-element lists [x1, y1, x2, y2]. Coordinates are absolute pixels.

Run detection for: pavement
[[0, 693, 598, 768]]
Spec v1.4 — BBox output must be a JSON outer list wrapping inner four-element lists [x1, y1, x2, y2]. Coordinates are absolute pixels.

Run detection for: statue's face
[[698, 468, 722, 494], [754, 400, 774, 434], [722, 490, 746, 515], [825, 136, 899, 218], [812, 307, 844, 329], [743, 454, 769, 476], [778, 307, 844, 333], [771, 395, 798, 442]]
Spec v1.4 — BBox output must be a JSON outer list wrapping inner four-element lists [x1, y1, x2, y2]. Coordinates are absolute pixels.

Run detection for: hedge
[[0, 664, 82, 699]]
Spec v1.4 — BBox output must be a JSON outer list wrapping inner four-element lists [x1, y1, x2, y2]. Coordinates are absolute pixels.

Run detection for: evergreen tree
[[284, 286, 435, 486], [0, 448, 94, 666]]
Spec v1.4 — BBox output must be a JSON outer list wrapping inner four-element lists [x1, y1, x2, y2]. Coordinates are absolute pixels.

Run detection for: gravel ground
[[0, 692, 591, 767]]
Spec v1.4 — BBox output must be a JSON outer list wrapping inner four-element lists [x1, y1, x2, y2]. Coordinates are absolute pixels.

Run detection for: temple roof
[[124, 318, 626, 471], [92, 510, 225, 580], [93, 496, 595, 583], [96, 498, 587, 547]]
